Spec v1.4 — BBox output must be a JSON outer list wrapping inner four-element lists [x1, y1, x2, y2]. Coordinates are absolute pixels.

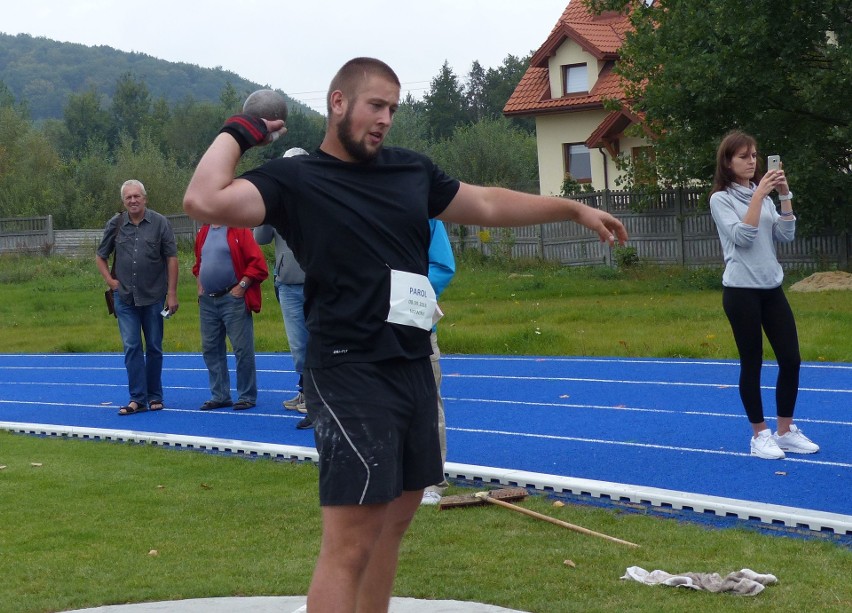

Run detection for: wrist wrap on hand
[[219, 114, 269, 154]]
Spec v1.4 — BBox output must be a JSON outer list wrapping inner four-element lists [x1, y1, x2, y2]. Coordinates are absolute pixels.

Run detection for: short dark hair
[[711, 130, 758, 194], [326, 57, 400, 115]]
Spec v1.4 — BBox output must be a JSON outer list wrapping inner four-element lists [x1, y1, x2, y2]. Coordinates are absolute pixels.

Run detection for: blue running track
[[1, 353, 850, 538]]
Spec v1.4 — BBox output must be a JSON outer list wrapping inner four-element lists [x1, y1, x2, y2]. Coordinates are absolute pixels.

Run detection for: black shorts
[[304, 357, 442, 506]]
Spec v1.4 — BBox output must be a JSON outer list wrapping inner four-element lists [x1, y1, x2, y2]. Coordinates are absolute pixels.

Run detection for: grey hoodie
[[709, 182, 795, 289]]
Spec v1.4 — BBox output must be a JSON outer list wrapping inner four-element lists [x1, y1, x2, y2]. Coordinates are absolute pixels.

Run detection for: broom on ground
[[439, 487, 640, 549]]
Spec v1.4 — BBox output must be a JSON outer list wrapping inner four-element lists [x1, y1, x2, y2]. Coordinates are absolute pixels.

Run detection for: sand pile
[[789, 271, 852, 292]]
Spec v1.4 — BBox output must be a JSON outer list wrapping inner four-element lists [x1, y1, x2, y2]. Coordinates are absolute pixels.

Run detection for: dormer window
[[562, 64, 588, 95]]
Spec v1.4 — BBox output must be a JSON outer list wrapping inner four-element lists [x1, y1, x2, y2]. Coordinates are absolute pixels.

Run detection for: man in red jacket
[[192, 224, 268, 410]]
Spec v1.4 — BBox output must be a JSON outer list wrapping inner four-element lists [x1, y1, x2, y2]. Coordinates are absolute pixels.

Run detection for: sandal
[[118, 401, 147, 416], [200, 399, 232, 411], [149, 401, 164, 411]]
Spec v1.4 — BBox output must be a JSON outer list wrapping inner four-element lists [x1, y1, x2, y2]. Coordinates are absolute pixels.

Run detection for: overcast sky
[[3, 0, 570, 113]]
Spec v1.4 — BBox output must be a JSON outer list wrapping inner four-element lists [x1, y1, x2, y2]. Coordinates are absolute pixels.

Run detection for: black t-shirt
[[242, 147, 460, 368]]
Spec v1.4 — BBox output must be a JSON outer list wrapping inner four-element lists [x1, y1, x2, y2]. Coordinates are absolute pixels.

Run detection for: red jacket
[[192, 225, 269, 313]]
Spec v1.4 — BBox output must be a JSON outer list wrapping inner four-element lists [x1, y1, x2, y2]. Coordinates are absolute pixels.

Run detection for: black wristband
[[219, 114, 269, 154]]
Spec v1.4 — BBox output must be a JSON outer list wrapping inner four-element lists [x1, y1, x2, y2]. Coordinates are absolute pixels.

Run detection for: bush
[[614, 245, 639, 269]]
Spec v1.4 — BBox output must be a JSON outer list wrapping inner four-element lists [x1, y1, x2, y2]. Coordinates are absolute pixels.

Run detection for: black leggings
[[722, 286, 801, 424]]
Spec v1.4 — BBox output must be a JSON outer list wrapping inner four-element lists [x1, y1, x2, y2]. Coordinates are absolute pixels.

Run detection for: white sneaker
[[283, 392, 303, 410], [774, 424, 819, 454], [750, 430, 785, 459], [420, 491, 442, 506]]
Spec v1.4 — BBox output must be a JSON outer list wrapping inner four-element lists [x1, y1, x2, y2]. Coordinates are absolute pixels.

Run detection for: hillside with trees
[[0, 33, 538, 230], [0, 32, 313, 120]]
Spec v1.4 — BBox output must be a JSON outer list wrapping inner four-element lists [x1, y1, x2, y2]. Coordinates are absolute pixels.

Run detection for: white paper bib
[[386, 269, 439, 331]]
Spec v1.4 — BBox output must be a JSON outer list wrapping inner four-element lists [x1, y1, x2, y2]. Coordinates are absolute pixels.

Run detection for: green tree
[[429, 117, 538, 192], [592, 0, 852, 233], [219, 82, 242, 115], [384, 94, 431, 154], [148, 96, 172, 153], [423, 61, 467, 140], [0, 106, 65, 220], [465, 60, 488, 123], [0, 81, 16, 108], [110, 72, 151, 143], [61, 87, 111, 155], [63, 139, 118, 228], [486, 54, 535, 132], [161, 96, 223, 166]]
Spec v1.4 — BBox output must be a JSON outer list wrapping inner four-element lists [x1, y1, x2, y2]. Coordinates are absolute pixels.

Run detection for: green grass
[[1, 250, 849, 361], [1, 251, 851, 612], [1, 432, 851, 613]]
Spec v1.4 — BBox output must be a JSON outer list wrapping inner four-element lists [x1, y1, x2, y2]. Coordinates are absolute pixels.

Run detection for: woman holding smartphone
[[709, 130, 819, 460]]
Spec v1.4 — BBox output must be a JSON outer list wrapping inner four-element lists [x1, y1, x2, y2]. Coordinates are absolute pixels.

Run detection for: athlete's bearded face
[[335, 75, 399, 163]]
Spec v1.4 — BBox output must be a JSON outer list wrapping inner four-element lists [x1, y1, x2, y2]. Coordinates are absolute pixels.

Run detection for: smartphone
[[160, 307, 171, 319], [767, 155, 781, 172]]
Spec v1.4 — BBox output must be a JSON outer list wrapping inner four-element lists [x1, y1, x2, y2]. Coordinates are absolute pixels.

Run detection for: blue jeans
[[113, 292, 165, 406], [275, 281, 308, 387], [199, 294, 257, 403]]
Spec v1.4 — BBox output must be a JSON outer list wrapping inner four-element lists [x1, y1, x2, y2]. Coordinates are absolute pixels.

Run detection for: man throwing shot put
[[184, 57, 627, 613]]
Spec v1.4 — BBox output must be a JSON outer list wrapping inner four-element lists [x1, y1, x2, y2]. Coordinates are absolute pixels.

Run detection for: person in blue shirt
[[420, 220, 455, 505]]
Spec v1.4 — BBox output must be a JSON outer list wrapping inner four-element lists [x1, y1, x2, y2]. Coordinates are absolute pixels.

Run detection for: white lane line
[[444, 373, 851, 394], [11, 371, 846, 395], [1, 389, 849, 427], [443, 396, 852, 426], [449, 426, 852, 468], [441, 355, 852, 370]]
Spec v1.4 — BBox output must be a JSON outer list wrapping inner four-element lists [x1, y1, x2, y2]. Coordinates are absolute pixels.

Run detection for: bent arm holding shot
[[183, 118, 286, 227]]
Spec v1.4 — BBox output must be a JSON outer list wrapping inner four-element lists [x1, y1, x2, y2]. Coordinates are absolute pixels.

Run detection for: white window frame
[[563, 143, 592, 183], [562, 64, 588, 95]]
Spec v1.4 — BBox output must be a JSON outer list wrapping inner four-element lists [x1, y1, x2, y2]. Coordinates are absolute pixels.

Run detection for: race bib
[[386, 269, 438, 331]]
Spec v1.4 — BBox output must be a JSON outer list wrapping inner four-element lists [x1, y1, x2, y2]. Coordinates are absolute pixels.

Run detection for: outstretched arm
[[439, 183, 628, 246]]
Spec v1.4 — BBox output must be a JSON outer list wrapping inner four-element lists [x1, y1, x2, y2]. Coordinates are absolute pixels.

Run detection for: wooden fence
[[447, 188, 850, 270], [0, 215, 55, 255], [2, 191, 849, 269], [0, 214, 202, 257]]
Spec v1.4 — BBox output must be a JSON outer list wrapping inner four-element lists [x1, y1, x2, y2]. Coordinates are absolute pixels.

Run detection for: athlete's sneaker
[[774, 424, 819, 454], [420, 491, 442, 506], [283, 392, 303, 410], [750, 430, 785, 459]]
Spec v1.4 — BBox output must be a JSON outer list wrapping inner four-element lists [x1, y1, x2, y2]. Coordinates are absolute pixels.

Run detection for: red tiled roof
[[586, 109, 638, 150], [504, 1, 633, 116], [503, 61, 624, 115]]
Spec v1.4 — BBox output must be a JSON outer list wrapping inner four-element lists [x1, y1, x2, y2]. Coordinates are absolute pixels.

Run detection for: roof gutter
[[599, 148, 610, 191]]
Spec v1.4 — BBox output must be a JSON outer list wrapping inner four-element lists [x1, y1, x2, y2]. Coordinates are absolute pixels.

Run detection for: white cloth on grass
[[621, 566, 778, 596]]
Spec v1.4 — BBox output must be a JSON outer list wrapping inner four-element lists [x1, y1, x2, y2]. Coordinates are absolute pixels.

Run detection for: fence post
[[675, 188, 685, 266], [537, 224, 544, 260], [46, 214, 55, 255], [602, 189, 614, 268]]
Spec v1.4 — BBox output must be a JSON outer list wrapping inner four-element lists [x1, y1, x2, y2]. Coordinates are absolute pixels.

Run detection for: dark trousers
[[722, 286, 801, 424]]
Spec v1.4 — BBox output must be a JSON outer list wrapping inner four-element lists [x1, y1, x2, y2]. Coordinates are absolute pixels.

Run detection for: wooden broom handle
[[476, 493, 640, 548]]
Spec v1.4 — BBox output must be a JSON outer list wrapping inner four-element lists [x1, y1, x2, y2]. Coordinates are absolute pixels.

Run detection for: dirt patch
[[789, 271, 852, 292]]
